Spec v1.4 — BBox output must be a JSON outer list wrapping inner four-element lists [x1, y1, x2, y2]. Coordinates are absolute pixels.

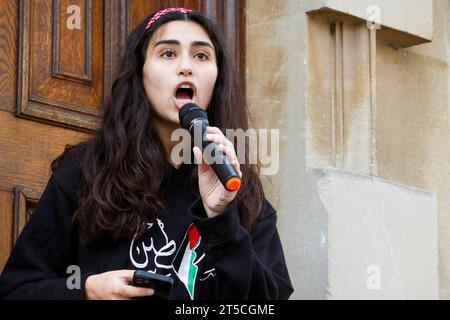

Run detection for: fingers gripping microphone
[[179, 103, 241, 192]]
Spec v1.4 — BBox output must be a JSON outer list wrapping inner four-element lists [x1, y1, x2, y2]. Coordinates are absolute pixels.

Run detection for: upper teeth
[[180, 84, 192, 89]]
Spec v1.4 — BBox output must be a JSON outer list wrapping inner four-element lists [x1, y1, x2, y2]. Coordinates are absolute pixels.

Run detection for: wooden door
[[0, 0, 245, 272]]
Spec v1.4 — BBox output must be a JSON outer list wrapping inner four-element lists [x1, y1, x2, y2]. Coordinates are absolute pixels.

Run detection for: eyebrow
[[153, 39, 215, 51]]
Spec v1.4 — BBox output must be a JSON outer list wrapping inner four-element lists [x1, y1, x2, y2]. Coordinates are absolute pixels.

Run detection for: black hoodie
[[0, 152, 293, 300]]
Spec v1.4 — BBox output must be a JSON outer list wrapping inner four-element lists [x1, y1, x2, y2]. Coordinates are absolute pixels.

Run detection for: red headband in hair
[[145, 7, 193, 30]]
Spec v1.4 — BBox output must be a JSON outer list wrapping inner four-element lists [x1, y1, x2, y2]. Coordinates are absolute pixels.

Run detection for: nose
[[178, 53, 193, 77]]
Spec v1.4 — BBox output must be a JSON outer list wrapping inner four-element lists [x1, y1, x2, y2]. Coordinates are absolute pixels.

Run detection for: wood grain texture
[[104, 0, 128, 99], [14, 0, 129, 132], [0, 110, 89, 199], [30, 0, 100, 104], [17, 0, 102, 131], [0, 190, 13, 273], [53, 0, 92, 84], [0, 0, 18, 112], [0, 188, 35, 273]]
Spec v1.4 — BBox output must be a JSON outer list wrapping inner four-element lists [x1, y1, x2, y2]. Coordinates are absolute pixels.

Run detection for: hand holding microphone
[[179, 103, 242, 217]]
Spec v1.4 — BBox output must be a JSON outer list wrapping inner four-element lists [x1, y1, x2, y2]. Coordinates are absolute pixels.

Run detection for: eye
[[161, 49, 176, 58], [195, 52, 209, 61]]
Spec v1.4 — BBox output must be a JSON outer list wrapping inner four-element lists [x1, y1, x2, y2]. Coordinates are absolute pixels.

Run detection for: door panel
[[0, 0, 18, 113], [19, 0, 105, 131], [0, 110, 89, 196]]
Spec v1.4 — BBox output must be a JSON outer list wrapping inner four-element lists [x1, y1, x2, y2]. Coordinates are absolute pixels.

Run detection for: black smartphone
[[131, 270, 173, 300]]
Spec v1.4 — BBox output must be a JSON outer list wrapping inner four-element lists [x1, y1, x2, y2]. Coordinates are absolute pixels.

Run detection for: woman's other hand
[[84, 270, 154, 300]]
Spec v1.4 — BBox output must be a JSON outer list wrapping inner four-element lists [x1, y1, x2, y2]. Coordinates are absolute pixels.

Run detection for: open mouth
[[174, 82, 196, 109], [174, 82, 196, 103], [175, 86, 194, 100]]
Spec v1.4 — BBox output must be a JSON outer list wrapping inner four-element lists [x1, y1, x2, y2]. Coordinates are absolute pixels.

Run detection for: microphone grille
[[179, 103, 208, 130]]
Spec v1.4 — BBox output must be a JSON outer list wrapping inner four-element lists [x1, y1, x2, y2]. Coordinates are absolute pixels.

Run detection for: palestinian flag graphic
[[172, 224, 204, 299]]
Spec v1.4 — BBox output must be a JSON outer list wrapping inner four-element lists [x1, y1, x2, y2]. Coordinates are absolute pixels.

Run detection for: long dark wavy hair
[[52, 9, 264, 244]]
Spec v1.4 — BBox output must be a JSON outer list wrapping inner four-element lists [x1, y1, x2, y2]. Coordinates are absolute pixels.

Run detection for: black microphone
[[179, 103, 241, 192]]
